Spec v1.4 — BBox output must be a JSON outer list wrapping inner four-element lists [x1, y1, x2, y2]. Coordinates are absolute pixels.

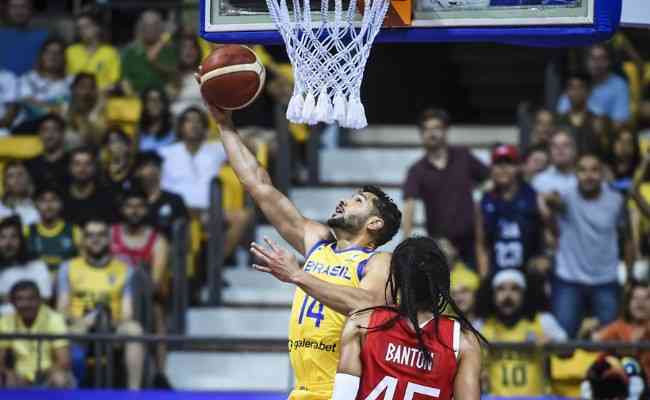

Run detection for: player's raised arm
[[206, 104, 330, 255], [453, 330, 482, 400]]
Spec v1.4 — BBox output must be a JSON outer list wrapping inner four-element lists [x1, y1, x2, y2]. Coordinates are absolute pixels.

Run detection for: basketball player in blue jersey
[[205, 104, 401, 400]]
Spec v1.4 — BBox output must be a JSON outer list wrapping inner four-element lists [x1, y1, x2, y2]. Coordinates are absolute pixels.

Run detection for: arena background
[[0, 0, 649, 398]]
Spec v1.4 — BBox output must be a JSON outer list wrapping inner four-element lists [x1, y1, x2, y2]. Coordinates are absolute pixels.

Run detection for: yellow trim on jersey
[[288, 240, 375, 400]]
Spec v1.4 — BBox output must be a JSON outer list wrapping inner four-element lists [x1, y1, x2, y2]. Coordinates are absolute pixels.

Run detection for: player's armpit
[[454, 330, 482, 400], [359, 252, 393, 307]]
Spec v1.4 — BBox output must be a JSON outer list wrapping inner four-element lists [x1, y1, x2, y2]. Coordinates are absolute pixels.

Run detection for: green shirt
[[121, 40, 177, 94]]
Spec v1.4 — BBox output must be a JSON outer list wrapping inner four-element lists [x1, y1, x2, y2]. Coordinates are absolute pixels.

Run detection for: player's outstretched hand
[[251, 237, 301, 283]]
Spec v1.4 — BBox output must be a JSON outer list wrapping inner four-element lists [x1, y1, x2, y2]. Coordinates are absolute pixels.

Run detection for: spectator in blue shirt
[[557, 44, 631, 129], [0, 0, 49, 76], [476, 144, 543, 278]]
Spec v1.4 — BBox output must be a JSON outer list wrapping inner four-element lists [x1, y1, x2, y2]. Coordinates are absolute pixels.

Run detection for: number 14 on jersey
[[298, 295, 325, 327]]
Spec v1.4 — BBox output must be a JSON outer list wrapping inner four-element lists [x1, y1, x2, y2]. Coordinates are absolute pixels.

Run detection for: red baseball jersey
[[356, 309, 460, 400]]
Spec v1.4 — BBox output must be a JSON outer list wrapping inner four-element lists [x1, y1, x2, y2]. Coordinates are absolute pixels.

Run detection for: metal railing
[[3, 332, 650, 389]]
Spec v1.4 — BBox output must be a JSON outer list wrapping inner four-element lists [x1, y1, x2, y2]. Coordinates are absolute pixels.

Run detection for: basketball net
[[266, 0, 390, 129]]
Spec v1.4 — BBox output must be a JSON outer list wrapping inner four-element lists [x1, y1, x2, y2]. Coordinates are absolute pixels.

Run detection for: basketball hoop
[[266, 0, 390, 129]]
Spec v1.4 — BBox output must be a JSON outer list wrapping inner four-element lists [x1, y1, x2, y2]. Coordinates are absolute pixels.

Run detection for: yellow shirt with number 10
[[288, 240, 375, 400]]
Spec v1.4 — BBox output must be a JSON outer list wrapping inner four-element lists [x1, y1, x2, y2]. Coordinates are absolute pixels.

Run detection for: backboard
[[200, 0, 621, 46]]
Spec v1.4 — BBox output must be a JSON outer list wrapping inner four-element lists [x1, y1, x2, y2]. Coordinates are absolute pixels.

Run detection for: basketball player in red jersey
[[333, 237, 485, 400]]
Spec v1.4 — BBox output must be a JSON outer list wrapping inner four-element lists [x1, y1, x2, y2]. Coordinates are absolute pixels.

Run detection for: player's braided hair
[[358, 237, 487, 362], [361, 185, 401, 247]]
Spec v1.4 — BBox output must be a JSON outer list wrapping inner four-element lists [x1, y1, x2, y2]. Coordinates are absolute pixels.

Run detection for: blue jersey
[[480, 183, 542, 272]]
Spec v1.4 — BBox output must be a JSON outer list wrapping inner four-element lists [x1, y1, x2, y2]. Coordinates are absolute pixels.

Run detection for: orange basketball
[[199, 45, 266, 110]]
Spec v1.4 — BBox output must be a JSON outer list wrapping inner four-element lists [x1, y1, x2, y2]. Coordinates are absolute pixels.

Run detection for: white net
[[266, 0, 390, 129]]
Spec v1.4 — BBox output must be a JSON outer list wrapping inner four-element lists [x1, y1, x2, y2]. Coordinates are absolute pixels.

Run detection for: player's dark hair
[[417, 108, 450, 130], [362, 185, 401, 247], [358, 237, 487, 363]]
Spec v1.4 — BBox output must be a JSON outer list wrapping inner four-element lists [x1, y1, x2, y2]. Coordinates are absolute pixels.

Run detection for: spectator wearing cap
[[25, 114, 69, 189], [403, 108, 489, 266], [0, 0, 49, 76], [476, 269, 567, 397], [557, 44, 631, 129], [541, 153, 631, 338], [134, 151, 189, 239], [27, 186, 80, 278], [557, 72, 612, 159], [0, 161, 39, 226], [0, 216, 51, 311], [63, 147, 117, 226], [476, 145, 543, 278], [0, 280, 73, 388]]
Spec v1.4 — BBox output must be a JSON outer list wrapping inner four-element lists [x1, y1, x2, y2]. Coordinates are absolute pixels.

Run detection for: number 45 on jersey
[[365, 376, 441, 400]]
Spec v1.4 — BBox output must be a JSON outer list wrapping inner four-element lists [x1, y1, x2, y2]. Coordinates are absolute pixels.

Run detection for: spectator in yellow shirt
[[65, 11, 120, 93], [0, 280, 73, 388]]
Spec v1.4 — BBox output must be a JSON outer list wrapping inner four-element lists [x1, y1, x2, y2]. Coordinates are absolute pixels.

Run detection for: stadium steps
[[167, 124, 512, 390]]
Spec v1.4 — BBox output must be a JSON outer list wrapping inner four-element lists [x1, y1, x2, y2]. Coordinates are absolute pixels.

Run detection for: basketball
[[199, 45, 266, 110]]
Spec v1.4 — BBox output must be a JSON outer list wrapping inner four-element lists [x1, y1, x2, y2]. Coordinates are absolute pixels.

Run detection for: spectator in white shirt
[[0, 69, 19, 135], [160, 106, 226, 211], [0, 216, 51, 309], [15, 37, 72, 133], [0, 161, 40, 226], [159, 106, 252, 260]]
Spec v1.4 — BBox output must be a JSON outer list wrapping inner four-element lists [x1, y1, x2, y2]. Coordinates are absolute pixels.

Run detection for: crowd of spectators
[[0, 0, 263, 390], [403, 38, 650, 397], [0, 0, 649, 396]]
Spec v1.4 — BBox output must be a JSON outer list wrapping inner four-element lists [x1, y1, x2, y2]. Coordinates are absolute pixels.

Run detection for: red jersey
[[357, 309, 460, 400], [110, 224, 158, 267]]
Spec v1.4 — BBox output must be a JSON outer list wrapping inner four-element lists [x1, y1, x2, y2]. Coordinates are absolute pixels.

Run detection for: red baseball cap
[[491, 144, 520, 163]]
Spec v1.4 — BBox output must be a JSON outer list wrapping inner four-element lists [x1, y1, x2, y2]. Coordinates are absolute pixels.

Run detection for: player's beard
[[327, 213, 365, 233]]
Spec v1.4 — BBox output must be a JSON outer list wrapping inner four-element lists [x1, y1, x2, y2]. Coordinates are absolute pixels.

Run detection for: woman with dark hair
[[138, 87, 175, 151], [102, 127, 135, 194], [168, 34, 205, 116], [593, 281, 650, 383], [332, 237, 484, 400], [15, 37, 72, 131]]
